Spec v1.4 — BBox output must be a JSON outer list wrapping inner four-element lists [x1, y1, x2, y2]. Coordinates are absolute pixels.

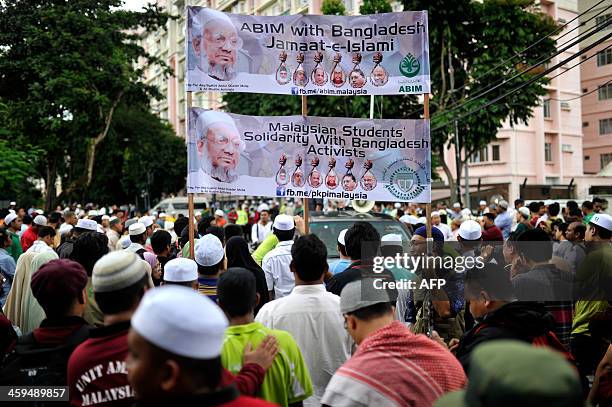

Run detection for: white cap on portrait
[[195, 111, 245, 183], [191, 9, 240, 81]]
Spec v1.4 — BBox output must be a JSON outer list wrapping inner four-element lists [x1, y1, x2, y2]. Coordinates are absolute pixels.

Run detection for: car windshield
[[309, 219, 412, 259]]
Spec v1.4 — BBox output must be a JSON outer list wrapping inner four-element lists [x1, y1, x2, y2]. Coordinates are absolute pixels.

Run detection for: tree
[[360, 0, 392, 14], [0, 0, 171, 209], [226, 0, 556, 204], [82, 103, 187, 208], [321, 0, 346, 15], [402, 0, 557, 203]]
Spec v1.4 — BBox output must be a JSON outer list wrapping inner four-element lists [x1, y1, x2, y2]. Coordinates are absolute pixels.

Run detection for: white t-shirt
[[255, 284, 352, 407], [251, 221, 272, 243]]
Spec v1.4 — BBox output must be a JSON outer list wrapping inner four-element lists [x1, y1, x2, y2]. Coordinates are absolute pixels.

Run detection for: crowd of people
[[0, 196, 609, 406]]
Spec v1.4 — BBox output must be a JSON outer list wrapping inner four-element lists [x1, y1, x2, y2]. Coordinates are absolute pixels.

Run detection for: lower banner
[[187, 109, 431, 203]]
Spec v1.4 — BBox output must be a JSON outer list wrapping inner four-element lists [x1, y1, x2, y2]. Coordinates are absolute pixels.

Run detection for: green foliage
[[86, 104, 187, 205], [0, 0, 171, 207], [360, 0, 392, 14], [321, 0, 346, 16]]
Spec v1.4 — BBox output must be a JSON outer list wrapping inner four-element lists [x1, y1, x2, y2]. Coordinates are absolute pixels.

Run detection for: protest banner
[[187, 109, 431, 203], [185, 7, 429, 96]]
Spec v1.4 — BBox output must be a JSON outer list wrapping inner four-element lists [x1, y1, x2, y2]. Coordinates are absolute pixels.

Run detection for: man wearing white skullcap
[[20, 214, 47, 252], [192, 110, 245, 184], [328, 229, 351, 275], [431, 211, 452, 241], [195, 233, 226, 301], [127, 285, 278, 406], [251, 204, 272, 245], [262, 214, 295, 299], [67, 251, 150, 407], [3, 212, 23, 262], [162, 258, 199, 289], [190, 8, 242, 81]]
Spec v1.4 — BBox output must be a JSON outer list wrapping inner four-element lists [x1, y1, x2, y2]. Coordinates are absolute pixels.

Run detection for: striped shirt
[[198, 276, 218, 302]]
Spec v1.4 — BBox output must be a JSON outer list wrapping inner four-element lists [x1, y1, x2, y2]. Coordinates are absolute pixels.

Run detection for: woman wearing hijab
[[225, 236, 269, 314], [143, 251, 162, 286]]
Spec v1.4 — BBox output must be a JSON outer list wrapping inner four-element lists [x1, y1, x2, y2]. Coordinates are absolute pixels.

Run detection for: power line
[[404, 0, 610, 117], [548, 80, 612, 102], [430, 32, 612, 134], [430, 16, 609, 121]]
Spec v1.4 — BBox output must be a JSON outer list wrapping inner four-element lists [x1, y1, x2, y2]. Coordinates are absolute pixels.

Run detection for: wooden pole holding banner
[[423, 93, 432, 245], [187, 91, 195, 259], [301, 95, 310, 234]]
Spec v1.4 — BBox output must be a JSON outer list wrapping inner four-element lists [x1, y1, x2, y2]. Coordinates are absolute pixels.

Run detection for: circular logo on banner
[[383, 158, 428, 200], [399, 53, 421, 78]]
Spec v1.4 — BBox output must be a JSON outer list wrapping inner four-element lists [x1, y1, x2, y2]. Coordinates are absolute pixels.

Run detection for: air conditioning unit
[[562, 144, 573, 153], [561, 102, 571, 110], [558, 18, 567, 23]]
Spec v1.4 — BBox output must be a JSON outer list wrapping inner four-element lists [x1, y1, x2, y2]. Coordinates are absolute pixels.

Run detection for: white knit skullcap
[[191, 8, 233, 39]]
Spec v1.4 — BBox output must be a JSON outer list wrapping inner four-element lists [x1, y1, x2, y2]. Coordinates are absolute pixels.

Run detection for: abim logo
[[399, 53, 421, 78]]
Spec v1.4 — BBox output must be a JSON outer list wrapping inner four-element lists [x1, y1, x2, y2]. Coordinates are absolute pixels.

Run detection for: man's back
[[221, 321, 313, 407], [255, 285, 351, 407], [322, 321, 466, 407], [262, 241, 294, 298], [67, 321, 133, 407]]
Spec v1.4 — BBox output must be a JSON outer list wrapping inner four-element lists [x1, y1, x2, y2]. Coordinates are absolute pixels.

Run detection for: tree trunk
[[438, 145, 457, 204], [85, 92, 124, 188], [44, 158, 57, 212]]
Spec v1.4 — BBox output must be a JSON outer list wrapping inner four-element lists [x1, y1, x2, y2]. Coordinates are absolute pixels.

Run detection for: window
[[597, 49, 612, 67], [599, 83, 612, 101], [545, 142, 552, 162], [601, 153, 612, 170], [470, 147, 489, 163], [585, 156, 591, 161], [601, 118, 612, 135], [492, 145, 500, 161], [543, 99, 551, 118], [583, 122, 589, 127], [596, 13, 612, 31]]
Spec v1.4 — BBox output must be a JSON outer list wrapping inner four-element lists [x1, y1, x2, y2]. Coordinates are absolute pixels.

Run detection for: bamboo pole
[[423, 94, 433, 247], [187, 91, 195, 259], [301, 95, 309, 234]]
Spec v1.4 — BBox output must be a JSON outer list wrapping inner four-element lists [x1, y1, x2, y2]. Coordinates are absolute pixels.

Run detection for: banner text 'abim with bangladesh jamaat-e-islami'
[[186, 7, 430, 96]]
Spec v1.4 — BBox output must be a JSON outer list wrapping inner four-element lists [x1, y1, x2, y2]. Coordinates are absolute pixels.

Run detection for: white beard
[[208, 62, 237, 81], [200, 148, 239, 183]]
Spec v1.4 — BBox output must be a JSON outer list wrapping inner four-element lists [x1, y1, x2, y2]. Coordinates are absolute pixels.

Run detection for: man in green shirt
[[217, 268, 313, 407], [572, 213, 612, 381], [3, 213, 22, 262], [582, 201, 595, 226]]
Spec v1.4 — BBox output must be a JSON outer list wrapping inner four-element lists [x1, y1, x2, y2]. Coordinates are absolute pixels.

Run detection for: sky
[[121, 0, 150, 11]]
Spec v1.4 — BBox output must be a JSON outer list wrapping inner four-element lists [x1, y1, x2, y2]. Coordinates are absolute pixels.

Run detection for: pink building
[[580, 0, 612, 174], [441, 0, 612, 204]]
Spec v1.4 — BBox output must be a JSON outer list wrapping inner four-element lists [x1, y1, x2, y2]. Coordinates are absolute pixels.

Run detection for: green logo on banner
[[399, 54, 420, 78]]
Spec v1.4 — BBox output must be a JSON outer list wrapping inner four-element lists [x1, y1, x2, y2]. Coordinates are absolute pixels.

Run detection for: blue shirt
[[0, 248, 17, 307], [328, 259, 351, 275], [494, 211, 513, 239]]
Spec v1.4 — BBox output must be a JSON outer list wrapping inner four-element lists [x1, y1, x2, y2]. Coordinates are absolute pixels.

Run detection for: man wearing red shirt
[[68, 252, 277, 407], [20, 214, 48, 252], [480, 213, 503, 242]]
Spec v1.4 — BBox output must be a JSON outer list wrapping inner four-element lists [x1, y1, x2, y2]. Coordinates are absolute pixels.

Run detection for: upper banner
[[185, 7, 430, 96], [187, 109, 431, 203]]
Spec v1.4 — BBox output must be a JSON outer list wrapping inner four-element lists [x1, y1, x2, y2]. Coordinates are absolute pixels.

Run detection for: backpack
[[0, 325, 90, 389]]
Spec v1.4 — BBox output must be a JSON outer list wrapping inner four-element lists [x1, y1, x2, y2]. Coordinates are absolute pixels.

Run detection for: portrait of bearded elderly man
[[190, 9, 251, 82], [194, 111, 245, 183]]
